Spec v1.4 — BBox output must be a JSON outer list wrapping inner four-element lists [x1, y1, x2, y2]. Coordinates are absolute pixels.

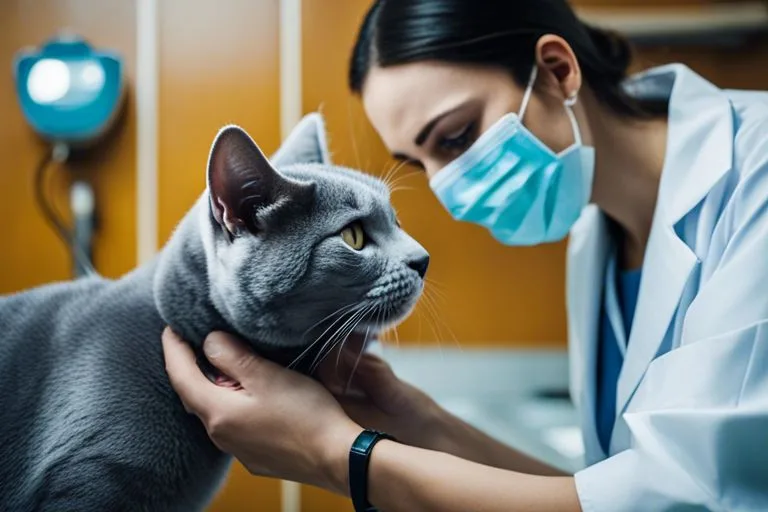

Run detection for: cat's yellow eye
[[341, 222, 365, 250]]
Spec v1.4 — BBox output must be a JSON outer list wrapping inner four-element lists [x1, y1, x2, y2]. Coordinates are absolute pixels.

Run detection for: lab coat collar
[[623, 64, 734, 223], [615, 64, 734, 420]]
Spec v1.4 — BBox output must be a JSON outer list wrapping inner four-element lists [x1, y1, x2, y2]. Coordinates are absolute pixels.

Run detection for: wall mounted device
[[14, 33, 125, 146], [13, 33, 126, 278]]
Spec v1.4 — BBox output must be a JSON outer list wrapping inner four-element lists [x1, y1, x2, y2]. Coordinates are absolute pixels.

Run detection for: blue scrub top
[[596, 263, 642, 454]]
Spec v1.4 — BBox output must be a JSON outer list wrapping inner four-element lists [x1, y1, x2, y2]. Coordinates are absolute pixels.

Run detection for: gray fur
[[0, 113, 428, 511]]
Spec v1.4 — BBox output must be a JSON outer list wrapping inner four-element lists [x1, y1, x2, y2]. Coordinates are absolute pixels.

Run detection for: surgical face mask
[[428, 66, 595, 246]]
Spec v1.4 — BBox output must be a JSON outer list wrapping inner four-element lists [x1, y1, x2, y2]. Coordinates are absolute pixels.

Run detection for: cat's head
[[202, 114, 428, 367]]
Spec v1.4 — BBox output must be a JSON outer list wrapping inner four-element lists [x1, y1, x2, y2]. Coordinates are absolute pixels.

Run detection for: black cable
[[33, 147, 96, 276]]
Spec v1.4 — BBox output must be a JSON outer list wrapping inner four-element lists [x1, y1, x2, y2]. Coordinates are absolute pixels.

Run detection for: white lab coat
[[568, 64, 768, 511]]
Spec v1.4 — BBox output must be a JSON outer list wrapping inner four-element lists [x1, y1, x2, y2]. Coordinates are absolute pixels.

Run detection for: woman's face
[[362, 59, 586, 179]]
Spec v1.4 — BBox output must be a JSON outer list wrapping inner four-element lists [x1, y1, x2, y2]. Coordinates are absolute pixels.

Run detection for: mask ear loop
[[518, 65, 538, 123], [563, 91, 582, 146]]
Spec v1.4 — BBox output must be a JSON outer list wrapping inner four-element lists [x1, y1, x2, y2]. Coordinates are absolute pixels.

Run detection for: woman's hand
[[319, 337, 567, 477], [316, 336, 447, 452], [161, 328, 360, 495]]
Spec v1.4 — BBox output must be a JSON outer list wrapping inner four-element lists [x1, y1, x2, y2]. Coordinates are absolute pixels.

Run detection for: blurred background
[[1, 0, 767, 510]]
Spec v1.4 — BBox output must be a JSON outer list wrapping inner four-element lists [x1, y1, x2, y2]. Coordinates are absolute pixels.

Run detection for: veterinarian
[[162, 0, 768, 510]]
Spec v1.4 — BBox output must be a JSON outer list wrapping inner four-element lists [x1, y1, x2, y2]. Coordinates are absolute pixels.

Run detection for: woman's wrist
[[319, 421, 363, 497]]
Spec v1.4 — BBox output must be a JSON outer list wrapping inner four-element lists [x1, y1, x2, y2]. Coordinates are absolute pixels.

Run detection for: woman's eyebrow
[[413, 105, 462, 146]]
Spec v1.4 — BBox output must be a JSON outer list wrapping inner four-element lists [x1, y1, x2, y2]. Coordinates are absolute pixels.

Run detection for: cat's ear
[[207, 125, 314, 239], [270, 112, 332, 167]]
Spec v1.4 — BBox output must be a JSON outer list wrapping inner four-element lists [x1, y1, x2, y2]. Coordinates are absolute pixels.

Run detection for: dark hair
[[349, 0, 664, 118]]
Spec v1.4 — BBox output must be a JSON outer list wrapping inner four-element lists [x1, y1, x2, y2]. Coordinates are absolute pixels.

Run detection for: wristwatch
[[349, 429, 396, 512]]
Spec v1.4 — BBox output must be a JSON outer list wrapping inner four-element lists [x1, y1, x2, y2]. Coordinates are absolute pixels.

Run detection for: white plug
[[70, 181, 95, 217]]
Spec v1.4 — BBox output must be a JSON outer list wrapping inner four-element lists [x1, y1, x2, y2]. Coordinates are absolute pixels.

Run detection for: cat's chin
[[354, 295, 421, 336]]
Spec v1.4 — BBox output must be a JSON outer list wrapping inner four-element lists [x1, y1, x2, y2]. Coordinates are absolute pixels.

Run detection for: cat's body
[[0, 114, 429, 511], [0, 262, 230, 511]]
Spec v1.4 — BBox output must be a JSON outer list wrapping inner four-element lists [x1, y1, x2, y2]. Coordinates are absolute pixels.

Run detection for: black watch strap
[[349, 429, 396, 512]]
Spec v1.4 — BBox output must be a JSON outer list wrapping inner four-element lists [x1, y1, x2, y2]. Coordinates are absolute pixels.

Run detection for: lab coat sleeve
[[574, 143, 768, 511]]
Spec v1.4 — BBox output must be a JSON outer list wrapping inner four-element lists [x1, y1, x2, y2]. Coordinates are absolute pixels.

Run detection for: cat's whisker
[[312, 304, 374, 375], [290, 303, 365, 370], [423, 288, 462, 351], [378, 304, 392, 347], [332, 303, 376, 372], [385, 166, 421, 189], [339, 303, 380, 374], [388, 179, 416, 189], [417, 302, 425, 343], [305, 306, 367, 370], [419, 292, 447, 361], [347, 96, 363, 172], [373, 305, 384, 349], [381, 160, 413, 191], [344, 315, 376, 394], [426, 289, 460, 349], [420, 292, 443, 347], [424, 280, 450, 308], [292, 304, 362, 366], [391, 309, 402, 349], [380, 161, 400, 187], [385, 177, 411, 194], [385, 169, 418, 189], [311, 302, 373, 370], [380, 159, 408, 187], [299, 302, 359, 341], [418, 292, 442, 344], [380, 322, 391, 344], [425, 277, 448, 294], [389, 186, 417, 196]]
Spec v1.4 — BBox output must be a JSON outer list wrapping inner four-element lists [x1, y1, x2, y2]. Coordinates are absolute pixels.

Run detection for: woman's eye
[[340, 222, 365, 250], [438, 122, 476, 152]]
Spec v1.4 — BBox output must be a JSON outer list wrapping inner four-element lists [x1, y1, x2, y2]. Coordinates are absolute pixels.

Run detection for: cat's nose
[[407, 255, 430, 279]]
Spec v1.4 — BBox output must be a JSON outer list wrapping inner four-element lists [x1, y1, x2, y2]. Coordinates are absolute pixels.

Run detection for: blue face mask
[[429, 66, 595, 246]]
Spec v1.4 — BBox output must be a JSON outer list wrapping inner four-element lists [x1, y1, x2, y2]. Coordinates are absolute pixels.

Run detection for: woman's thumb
[[203, 331, 268, 384]]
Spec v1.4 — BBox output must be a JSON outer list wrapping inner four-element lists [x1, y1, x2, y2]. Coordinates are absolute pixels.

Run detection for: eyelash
[[438, 122, 476, 153]]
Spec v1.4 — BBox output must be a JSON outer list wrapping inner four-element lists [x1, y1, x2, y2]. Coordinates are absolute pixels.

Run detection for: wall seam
[[280, 0, 303, 509], [136, 0, 159, 264]]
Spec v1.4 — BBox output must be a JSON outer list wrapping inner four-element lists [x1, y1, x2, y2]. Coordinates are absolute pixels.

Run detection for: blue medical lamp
[[13, 34, 126, 277]]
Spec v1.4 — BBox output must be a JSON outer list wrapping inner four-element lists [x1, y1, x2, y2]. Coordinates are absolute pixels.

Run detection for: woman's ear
[[535, 35, 582, 102]]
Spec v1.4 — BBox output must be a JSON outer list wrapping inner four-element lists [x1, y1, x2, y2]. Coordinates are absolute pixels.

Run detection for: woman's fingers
[[202, 331, 282, 388], [162, 327, 223, 417], [316, 335, 361, 388]]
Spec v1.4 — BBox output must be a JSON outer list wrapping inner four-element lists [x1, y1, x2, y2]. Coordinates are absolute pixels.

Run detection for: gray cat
[[0, 113, 429, 511]]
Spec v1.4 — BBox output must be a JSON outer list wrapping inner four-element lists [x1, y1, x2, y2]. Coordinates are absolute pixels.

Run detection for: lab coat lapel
[[614, 65, 734, 417], [566, 206, 609, 464], [614, 216, 698, 416]]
